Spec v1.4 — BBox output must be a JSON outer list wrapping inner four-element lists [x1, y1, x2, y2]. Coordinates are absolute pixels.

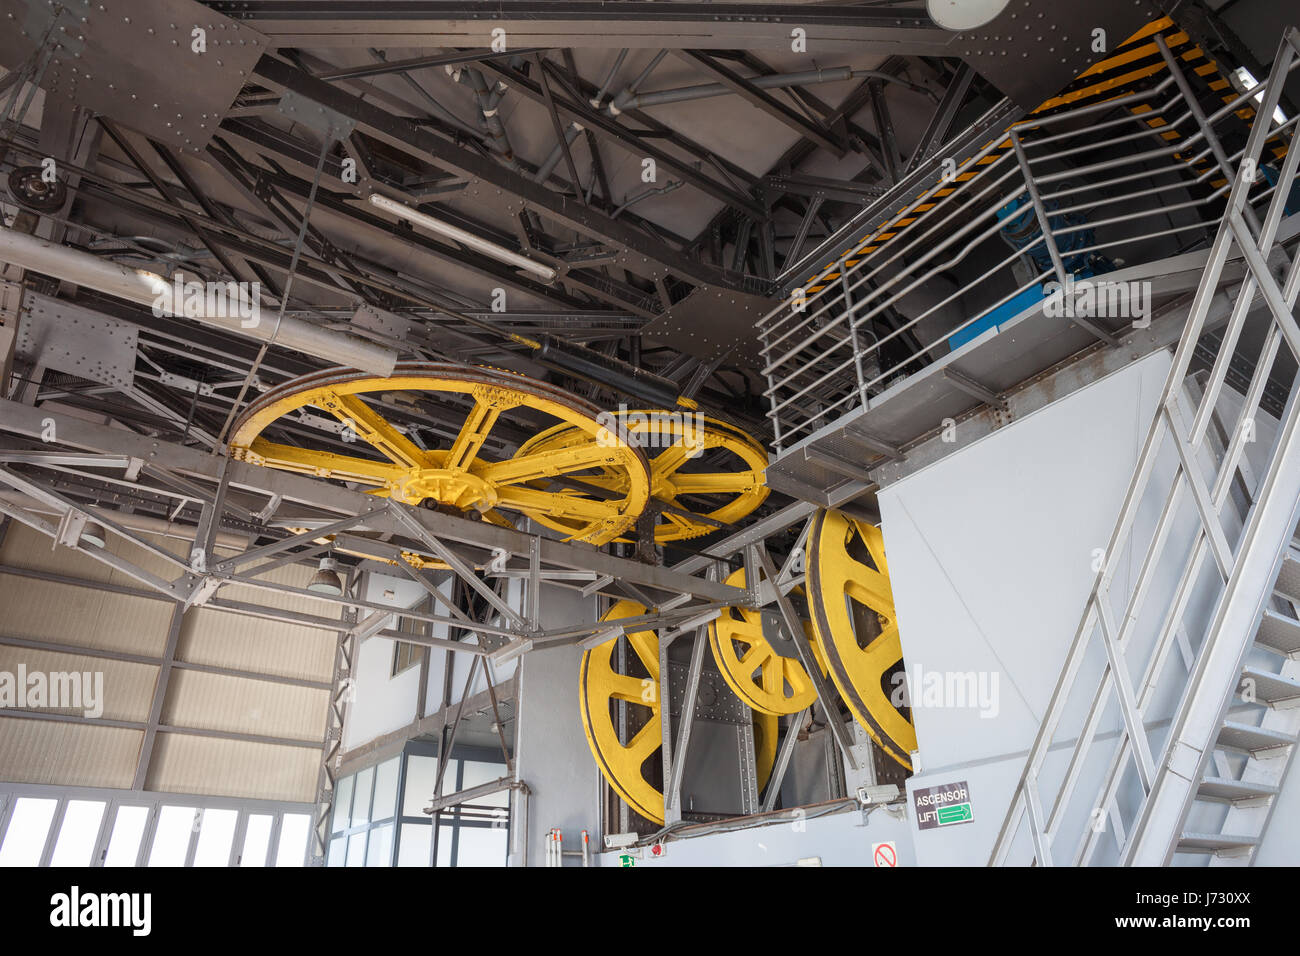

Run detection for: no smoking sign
[[872, 841, 898, 867]]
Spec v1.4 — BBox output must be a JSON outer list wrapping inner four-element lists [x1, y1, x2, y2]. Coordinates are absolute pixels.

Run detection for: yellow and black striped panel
[[795, 15, 1285, 296]]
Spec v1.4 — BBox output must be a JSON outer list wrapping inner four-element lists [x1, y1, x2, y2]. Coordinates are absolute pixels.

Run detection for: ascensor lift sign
[[913, 781, 974, 830]]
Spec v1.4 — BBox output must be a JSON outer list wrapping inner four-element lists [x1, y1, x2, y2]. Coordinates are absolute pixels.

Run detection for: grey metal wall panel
[[510, 586, 599, 866]]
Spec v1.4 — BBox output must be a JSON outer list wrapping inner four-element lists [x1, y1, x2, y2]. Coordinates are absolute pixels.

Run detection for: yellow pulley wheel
[[807, 509, 916, 770], [579, 600, 779, 824], [229, 363, 650, 546], [516, 411, 769, 542], [709, 568, 827, 716]]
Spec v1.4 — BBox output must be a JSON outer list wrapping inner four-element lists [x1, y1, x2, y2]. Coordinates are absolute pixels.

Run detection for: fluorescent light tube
[[368, 192, 558, 282]]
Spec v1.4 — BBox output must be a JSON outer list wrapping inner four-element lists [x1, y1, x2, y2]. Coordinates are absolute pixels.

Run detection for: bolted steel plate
[[17, 290, 137, 388], [640, 284, 774, 364], [953, 0, 1163, 111], [0, 0, 267, 152]]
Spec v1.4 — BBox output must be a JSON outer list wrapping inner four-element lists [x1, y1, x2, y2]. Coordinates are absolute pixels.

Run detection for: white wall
[[343, 570, 527, 752], [509, 586, 600, 866], [878, 351, 1179, 864], [341, 571, 426, 751]]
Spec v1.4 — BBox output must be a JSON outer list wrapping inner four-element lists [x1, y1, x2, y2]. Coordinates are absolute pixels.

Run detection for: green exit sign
[[913, 780, 974, 830], [937, 802, 973, 825]]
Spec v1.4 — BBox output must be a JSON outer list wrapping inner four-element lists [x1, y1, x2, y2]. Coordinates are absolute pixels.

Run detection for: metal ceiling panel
[[145, 733, 320, 802], [0, 718, 142, 789], [178, 608, 336, 685], [0, 0, 267, 152], [0, 572, 175, 656], [0, 644, 156, 722], [161, 668, 328, 740], [16, 291, 137, 388], [957, 0, 1162, 110]]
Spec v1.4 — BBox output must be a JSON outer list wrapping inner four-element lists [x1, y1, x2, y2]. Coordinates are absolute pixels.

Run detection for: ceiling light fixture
[[368, 192, 558, 282], [308, 556, 344, 596]]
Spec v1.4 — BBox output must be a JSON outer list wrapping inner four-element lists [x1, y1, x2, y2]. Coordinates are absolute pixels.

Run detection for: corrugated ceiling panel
[[146, 734, 319, 802], [0, 717, 141, 789], [0, 574, 173, 656], [0, 644, 156, 721], [0, 522, 188, 587], [161, 669, 326, 741], [179, 608, 335, 682]]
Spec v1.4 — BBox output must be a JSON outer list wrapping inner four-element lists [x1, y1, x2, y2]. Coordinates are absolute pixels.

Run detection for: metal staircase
[[1185, 542, 1300, 865], [990, 28, 1300, 866]]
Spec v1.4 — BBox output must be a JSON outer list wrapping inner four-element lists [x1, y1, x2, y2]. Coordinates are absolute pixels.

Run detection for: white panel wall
[[878, 351, 1177, 865], [509, 586, 600, 866], [343, 569, 524, 752], [342, 572, 424, 751]]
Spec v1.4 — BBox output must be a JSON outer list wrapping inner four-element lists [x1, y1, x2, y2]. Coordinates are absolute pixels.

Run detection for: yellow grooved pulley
[[228, 363, 650, 546], [579, 599, 778, 824], [516, 412, 769, 543], [709, 568, 827, 716], [808, 509, 916, 770]]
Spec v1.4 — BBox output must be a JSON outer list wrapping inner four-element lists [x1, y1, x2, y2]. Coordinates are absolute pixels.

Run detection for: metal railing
[[989, 27, 1300, 866], [758, 34, 1300, 453]]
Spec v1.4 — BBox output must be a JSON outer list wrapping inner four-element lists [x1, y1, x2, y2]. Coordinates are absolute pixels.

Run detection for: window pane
[[148, 806, 196, 867], [461, 761, 510, 808], [331, 775, 354, 834], [402, 755, 437, 816], [455, 826, 508, 867], [372, 757, 399, 821], [345, 831, 367, 867], [240, 814, 273, 867], [50, 800, 105, 867], [352, 767, 374, 828], [192, 808, 238, 867], [436, 825, 453, 867], [0, 798, 58, 866], [396, 823, 430, 867], [366, 822, 393, 866], [104, 806, 149, 867], [327, 837, 346, 868], [276, 813, 311, 867]]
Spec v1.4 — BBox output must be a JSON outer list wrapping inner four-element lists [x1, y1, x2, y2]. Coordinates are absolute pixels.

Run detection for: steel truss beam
[[250, 55, 764, 296], [477, 56, 766, 220], [211, 3, 955, 54], [674, 51, 848, 157], [0, 401, 750, 617]]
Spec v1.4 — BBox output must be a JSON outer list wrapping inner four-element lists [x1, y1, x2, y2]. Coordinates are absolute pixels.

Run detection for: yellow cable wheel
[[807, 509, 916, 771], [709, 568, 827, 716], [579, 600, 778, 824], [229, 363, 651, 546], [515, 411, 769, 542]]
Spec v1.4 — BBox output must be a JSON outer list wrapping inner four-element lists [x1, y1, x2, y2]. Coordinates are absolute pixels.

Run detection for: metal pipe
[[460, 67, 520, 169], [0, 226, 398, 376], [533, 124, 585, 185]]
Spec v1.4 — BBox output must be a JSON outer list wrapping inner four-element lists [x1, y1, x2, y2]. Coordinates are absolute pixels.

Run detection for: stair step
[[1196, 776, 1279, 802], [1217, 720, 1297, 753], [1177, 832, 1260, 853], [1275, 546, 1300, 603], [1239, 667, 1300, 706], [1256, 609, 1300, 657]]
